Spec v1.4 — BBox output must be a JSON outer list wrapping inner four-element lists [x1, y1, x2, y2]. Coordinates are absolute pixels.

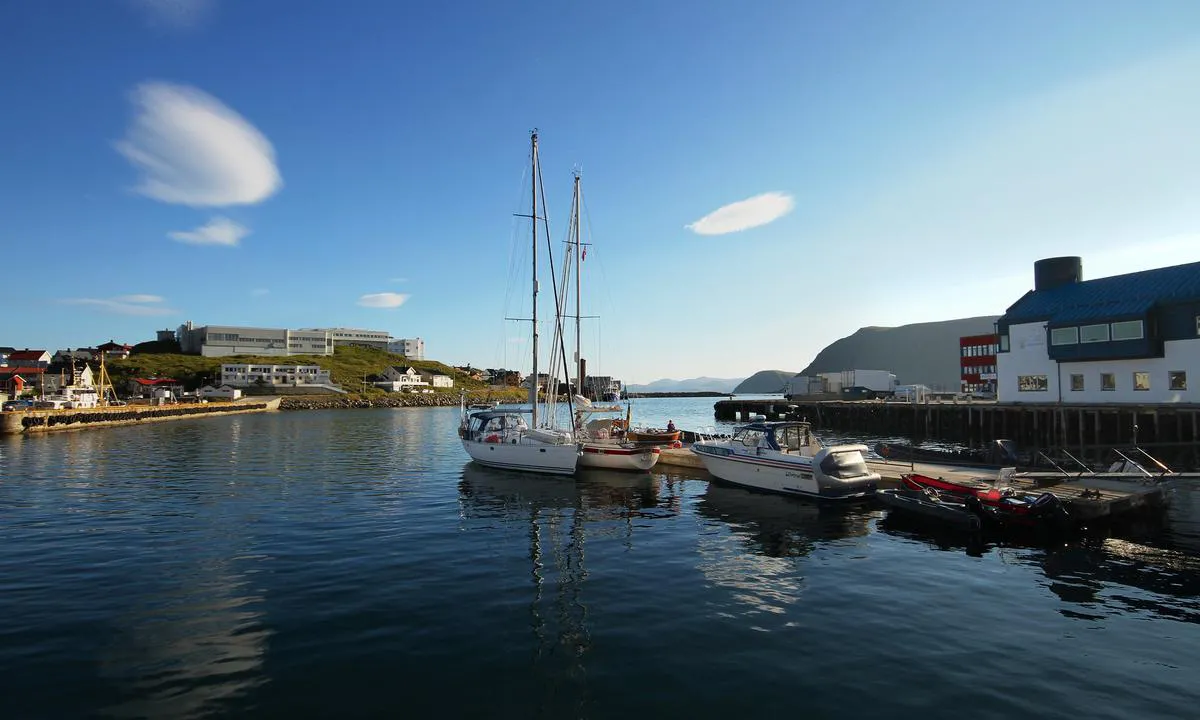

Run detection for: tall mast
[[529, 130, 540, 427], [573, 172, 583, 397]]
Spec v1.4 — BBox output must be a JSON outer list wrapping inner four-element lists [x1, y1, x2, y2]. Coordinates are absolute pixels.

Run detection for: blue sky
[[3, 1, 1200, 384]]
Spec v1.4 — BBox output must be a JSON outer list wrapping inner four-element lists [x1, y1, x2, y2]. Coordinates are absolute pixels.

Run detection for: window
[[1050, 327, 1079, 345], [1169, 371, 1187, 391], [1196, 316, 1200, 336], [1133, 372, 1150, 391], [999, 335, 1009, 352], [1018, 375, 1047, 392], [1101, 373, 1116, 391], [1080, 324, 1109, 343], [1070, 374, 1084, 391], [1111, 320, 1144, 341]]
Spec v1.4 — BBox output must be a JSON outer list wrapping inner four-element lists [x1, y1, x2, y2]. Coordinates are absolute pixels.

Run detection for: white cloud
[[114, 294, 165, 304], [251, 288, 270, 297], [116, 82, 281, 206], [130, 0, 214, 29], [358, 292, 410, 309], [61, 295, 176, 316], [686, 192, 795, 235], [167, 216, 249, 246]]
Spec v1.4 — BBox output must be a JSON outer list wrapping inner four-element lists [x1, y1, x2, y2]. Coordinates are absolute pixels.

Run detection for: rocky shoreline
[[278, 393, 512, 411]]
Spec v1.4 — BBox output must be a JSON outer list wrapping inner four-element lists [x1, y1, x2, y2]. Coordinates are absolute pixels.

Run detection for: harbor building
[[996, 257, 1200, 404], [177, 323, 334, 357], [220, 363, 335, 388], [306, 328, 391, 351], [960, 333, 998, 396], [388, 337, 425, 360]]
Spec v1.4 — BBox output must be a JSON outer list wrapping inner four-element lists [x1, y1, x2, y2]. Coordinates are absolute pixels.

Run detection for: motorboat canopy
[[730, 421, 821, 454]]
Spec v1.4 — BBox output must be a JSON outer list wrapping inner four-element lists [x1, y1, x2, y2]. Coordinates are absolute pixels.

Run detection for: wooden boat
[[626, 428, 681, 445]]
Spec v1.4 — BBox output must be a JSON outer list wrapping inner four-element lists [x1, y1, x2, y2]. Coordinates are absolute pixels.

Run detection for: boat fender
[[671, 440, 682, 449], [485, 433, 501, 443]]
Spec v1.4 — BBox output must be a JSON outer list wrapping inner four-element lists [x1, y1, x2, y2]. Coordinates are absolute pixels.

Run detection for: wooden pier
[[656, 446, 1171, 522], [714, 398, 1200, 469]]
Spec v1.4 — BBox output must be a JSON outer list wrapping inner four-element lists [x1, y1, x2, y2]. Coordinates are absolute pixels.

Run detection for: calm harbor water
[[2, 397, 1199, 718]]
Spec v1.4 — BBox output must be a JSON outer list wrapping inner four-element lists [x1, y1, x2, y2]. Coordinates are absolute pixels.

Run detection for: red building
[[960, 333, 998, 396]]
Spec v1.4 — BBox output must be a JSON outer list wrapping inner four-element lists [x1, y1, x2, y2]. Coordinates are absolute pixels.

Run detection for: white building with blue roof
[[997, 256, 1200, 404]]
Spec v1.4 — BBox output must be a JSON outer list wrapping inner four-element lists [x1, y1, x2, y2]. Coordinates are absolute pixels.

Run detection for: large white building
[[220, 363, 334, 388], [178, 323, 333, 357], [996, 257, 1200, 404], [307, 328, 392, 351], [388, 337, 425, 360]]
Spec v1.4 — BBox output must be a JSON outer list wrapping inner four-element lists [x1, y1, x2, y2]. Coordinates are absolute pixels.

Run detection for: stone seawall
[[4, 399, 281, 435], [279, 394, 472, 410]]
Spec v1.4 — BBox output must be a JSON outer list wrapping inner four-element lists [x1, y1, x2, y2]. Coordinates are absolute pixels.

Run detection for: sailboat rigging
[[557, 171, 660, 471], [458, 130, 580, 476]]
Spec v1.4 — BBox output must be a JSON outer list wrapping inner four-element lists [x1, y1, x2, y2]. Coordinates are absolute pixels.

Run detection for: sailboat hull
[[461, 438, 580, 475], [579, 442, 660, 471]]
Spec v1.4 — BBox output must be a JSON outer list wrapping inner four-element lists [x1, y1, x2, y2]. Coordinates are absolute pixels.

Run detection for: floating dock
[[658, 445, 1173, 521]]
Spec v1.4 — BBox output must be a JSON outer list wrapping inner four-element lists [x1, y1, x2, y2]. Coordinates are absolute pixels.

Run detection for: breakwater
[[2, 400, 280, 435]]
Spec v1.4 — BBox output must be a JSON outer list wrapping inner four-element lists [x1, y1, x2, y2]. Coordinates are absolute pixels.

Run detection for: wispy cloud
[[167, 216, 249, 246], [251, 288, 270, 297], [358, 292, 410, 309], [129, 0, 215, 30], [61, 295, 177, 316], [687, 192, 795, 235], [116, 82, 281, 206]]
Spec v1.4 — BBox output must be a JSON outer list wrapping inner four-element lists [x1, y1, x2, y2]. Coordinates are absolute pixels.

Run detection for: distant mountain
[[626, 376, 744, 394], [733, 370, 796, 394], [799, 316, 1000, 391]]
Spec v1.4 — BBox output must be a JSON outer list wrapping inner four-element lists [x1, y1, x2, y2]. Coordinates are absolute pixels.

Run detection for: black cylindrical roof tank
[[1034, 256, 1082, 291]]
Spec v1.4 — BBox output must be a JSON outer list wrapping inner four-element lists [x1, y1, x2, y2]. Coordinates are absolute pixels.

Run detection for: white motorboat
[[458, 130, 579, 476], [691, 421, 878, 500]]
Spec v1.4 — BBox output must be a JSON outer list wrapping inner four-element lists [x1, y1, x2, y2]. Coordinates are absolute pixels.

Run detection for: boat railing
[[1109, 446, 1173, 478], [1037, 448, 1094, 478]]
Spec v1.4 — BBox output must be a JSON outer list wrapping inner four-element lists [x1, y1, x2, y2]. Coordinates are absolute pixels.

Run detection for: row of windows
[[1018, 371, 1188, 392], [962, 364, 996, 375], [961, 344, 997, 357], [1050, 320, 1145, 346], [962, 382, 995, 393]]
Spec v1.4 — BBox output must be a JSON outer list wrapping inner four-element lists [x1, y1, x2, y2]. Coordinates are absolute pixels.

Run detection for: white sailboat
[[459, 131, 580, 476], [556, 172, 660, 472]]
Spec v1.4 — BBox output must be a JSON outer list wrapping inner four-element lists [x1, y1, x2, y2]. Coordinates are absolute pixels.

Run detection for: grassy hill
[[106, 345, 501, 396]]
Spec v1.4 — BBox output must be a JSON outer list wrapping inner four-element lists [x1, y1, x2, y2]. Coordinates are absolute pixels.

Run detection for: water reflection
[[694, 484, 873, 616], [876, 499, 1200, 624], [697, 483, 873, 557], [457, 463, 672, 716], [99, 566, 270, 719]]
